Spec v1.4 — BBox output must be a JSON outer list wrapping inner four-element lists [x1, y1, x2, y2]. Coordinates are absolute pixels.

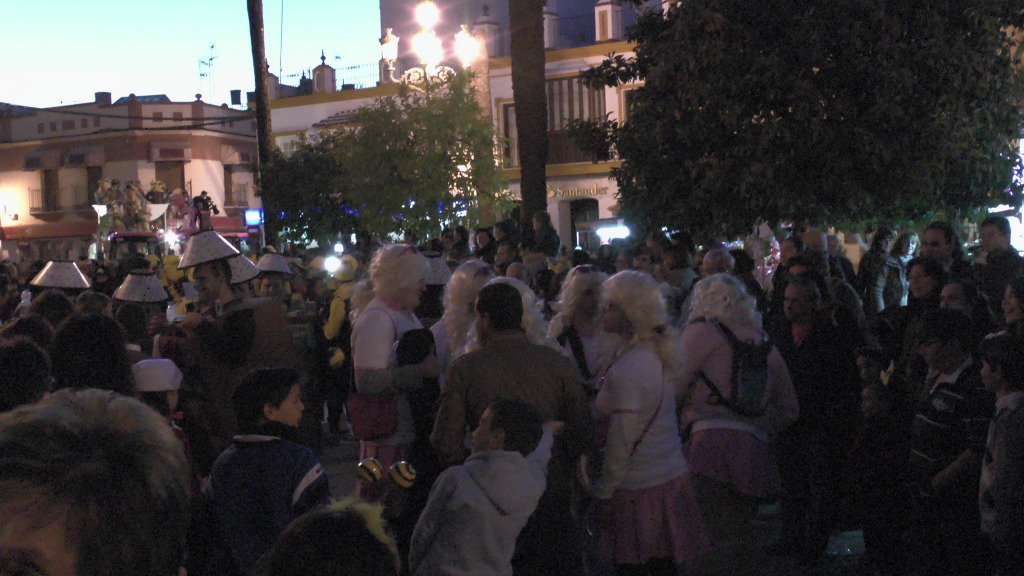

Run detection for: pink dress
[[592, 340, 711, 564]]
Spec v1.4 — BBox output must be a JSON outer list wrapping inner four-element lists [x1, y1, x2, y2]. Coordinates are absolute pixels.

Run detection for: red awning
[[1, 219, 97, 240]]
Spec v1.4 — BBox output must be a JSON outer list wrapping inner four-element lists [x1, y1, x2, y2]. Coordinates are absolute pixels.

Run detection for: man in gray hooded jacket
[[410, 397, 554, 576]]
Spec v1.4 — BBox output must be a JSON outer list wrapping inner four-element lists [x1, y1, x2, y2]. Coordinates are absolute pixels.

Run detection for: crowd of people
[[1, 211, 1023, 576]]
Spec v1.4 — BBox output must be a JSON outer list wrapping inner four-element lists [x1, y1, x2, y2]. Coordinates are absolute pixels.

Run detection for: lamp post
[[378, 1, 481, 88]]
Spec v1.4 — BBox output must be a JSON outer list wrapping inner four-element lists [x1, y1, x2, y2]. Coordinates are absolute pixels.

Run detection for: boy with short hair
[[209, 367, 331, 575], [409, 397, 554, 576]]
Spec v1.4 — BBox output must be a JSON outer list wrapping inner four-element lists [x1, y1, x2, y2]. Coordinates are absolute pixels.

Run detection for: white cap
[[257, 253, 293, 275], [178, 230, 240, 269], [132, 359, 183, 392], [113, 271, 169, 302], [30, 261, 91, 289], [228, 254, 261, 285]]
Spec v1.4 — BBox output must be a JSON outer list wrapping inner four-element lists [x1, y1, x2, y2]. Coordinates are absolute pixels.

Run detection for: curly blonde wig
[[440, 260, 495, 358], [548, 265, 608, 339], [351, 244, 430, 319], [687, 273, 762, 329]]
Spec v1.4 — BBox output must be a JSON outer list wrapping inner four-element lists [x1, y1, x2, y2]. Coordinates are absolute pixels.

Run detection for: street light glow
[[454, 25, 479, 67], [412, 30, 443, 69], [414, 1, 440, 29]]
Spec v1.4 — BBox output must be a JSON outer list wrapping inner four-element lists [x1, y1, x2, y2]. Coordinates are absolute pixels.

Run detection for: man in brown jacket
[[432, 282, 591, 576]]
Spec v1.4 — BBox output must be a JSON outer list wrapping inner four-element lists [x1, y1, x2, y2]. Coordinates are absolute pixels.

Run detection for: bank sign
[[546, 184, 608, 198]]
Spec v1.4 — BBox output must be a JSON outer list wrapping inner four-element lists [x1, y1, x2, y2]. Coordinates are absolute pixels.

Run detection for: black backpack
[[696, 319, 772, 418]]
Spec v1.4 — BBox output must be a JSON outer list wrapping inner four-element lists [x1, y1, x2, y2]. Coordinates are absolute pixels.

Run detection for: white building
[[271, 1, 655, 250], [0, 93, 258, 261]]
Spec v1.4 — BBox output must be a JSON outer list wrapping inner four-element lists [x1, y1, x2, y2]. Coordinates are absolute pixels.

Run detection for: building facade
[[271, 1, 654, 251], [0, 92, 258, 261]]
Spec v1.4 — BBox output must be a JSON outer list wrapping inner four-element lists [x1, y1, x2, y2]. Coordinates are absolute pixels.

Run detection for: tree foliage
[[258, 72, 507, 245], [572, 0, 1024, 237]]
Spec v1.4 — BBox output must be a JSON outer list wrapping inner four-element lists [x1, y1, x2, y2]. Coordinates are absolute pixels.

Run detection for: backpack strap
[[558, 324, 593, 381], [692, 318, 744, 411]]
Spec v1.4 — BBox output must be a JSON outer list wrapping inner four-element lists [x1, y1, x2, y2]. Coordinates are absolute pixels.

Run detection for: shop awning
[[1, 219, 97, 240]]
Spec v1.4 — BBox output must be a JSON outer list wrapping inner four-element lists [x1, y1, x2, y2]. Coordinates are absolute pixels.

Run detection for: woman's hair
[[548, 265, 607, 338], [31, 288, 75, 330], [75, 290, 112, 316], [351, 245, 430, 318], [891, 229, 919, 258], [870, 225, 896, 252], [233, 367, 299, 434], [440, 260, 494, 359], [0, 336, 51, 412], [0, 313, 55, 350], [50, 313, 133, 396], [688, 273, 762, 330], [253, 497, 399, 576], [463, 276, 555, 353], [1006, 276, 1024, 305], [601, 270, 680, 370]]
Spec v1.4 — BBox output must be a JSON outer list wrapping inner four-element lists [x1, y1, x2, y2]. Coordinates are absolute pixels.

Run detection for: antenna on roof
[[198, 44, 217, 102]]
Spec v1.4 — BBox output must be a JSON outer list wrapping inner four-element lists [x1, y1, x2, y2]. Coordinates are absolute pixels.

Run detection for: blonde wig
[[687, 273, 762, 330], [351, 244, 430, 319]]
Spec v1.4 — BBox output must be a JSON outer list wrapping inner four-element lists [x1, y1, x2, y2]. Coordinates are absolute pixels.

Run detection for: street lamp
[[379, 1, 480, 87]]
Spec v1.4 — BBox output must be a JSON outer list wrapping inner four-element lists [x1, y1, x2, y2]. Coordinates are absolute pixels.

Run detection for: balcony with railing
[[28, 188, 60, 214], [225, 183, 250, 207], [503, 131, 605, 169]]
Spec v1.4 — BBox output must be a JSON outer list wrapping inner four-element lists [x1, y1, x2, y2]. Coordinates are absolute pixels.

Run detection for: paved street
[[318, 434, 868, 576]]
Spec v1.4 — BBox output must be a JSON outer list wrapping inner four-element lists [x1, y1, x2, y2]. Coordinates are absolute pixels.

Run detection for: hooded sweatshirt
[[409, 429, 553, 576]]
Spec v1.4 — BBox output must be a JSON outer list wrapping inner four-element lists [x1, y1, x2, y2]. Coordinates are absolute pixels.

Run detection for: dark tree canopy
[[573, 0, 1024, 237], [258, 72, 506, 245]]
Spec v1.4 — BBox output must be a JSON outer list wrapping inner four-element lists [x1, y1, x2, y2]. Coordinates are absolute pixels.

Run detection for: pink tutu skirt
[[599, 472, 712, 564], [685, 427, 780, 498]]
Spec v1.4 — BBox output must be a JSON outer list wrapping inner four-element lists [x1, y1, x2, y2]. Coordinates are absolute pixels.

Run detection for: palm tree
[[509, 0, 548, 222]]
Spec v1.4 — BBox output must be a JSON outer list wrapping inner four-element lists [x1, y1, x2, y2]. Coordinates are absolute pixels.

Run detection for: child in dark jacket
[[841, 383, 911, 574], [209, 367, 331, 574]]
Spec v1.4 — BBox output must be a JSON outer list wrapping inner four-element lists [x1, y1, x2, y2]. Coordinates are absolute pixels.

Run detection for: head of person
[[233, 367, 304, 434], [631, 245, 656, 273], [861, 383, 897, 421], [471, 397, 544, 456], [193, 258, 233, 306], [779, 235, 804, 265], [729, 249, 756, 276], [917, 308, 975, 372], [688, 273, 762, 330], [1002, 276, 1024, 327], [787, 251, 829, 280], [870, 226, 896, 253], [802, 229, 828, 255], [74, 290, 112, 317], [0, 336, 51, 413], [475, 228, 494, 249], [906, 257, 948, 301], [31, 289, 75, 331], [920, 221, 964, 265], [454, 226, 470, 244], [783, 275, 822, 326], [505, 262, 532, 286], [494, 241, 518, 267], [891, 230, 919, 259], [614, 248, 633, 272], [826, 233, 844, 257], [444, 260, 495, 317], [114, 301, 149, 348], [0, 388, 190, 576], [662, 244, 692, 271], [532, 210, 552, 230], [980, 215, 1013, 254], [555, 265, 608, 323], [940, 279, 985, 312], [132, 358, 183, 418], [475, 281, 524, 340], [0, 313, 55, 350], [440, 228, 455, 250], [259, 273, 288, 302], [979, 333, 1024, 394], [854, 346, 889, 386], [600, 270, 667, 337], [366, 245, 430, 311], [253, 497, 399, 576], [701, 248, 735, 277], [50, 313, 133, 396]]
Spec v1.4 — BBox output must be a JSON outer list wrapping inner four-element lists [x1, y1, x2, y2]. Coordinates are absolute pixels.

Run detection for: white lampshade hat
[[30, 261, 91, 289], [178, 230, 240, 269], [257, 253, 293, 275], [113, 271, 169, 302], [228, 254, 261, 285], [132, 358, 183, 392]]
